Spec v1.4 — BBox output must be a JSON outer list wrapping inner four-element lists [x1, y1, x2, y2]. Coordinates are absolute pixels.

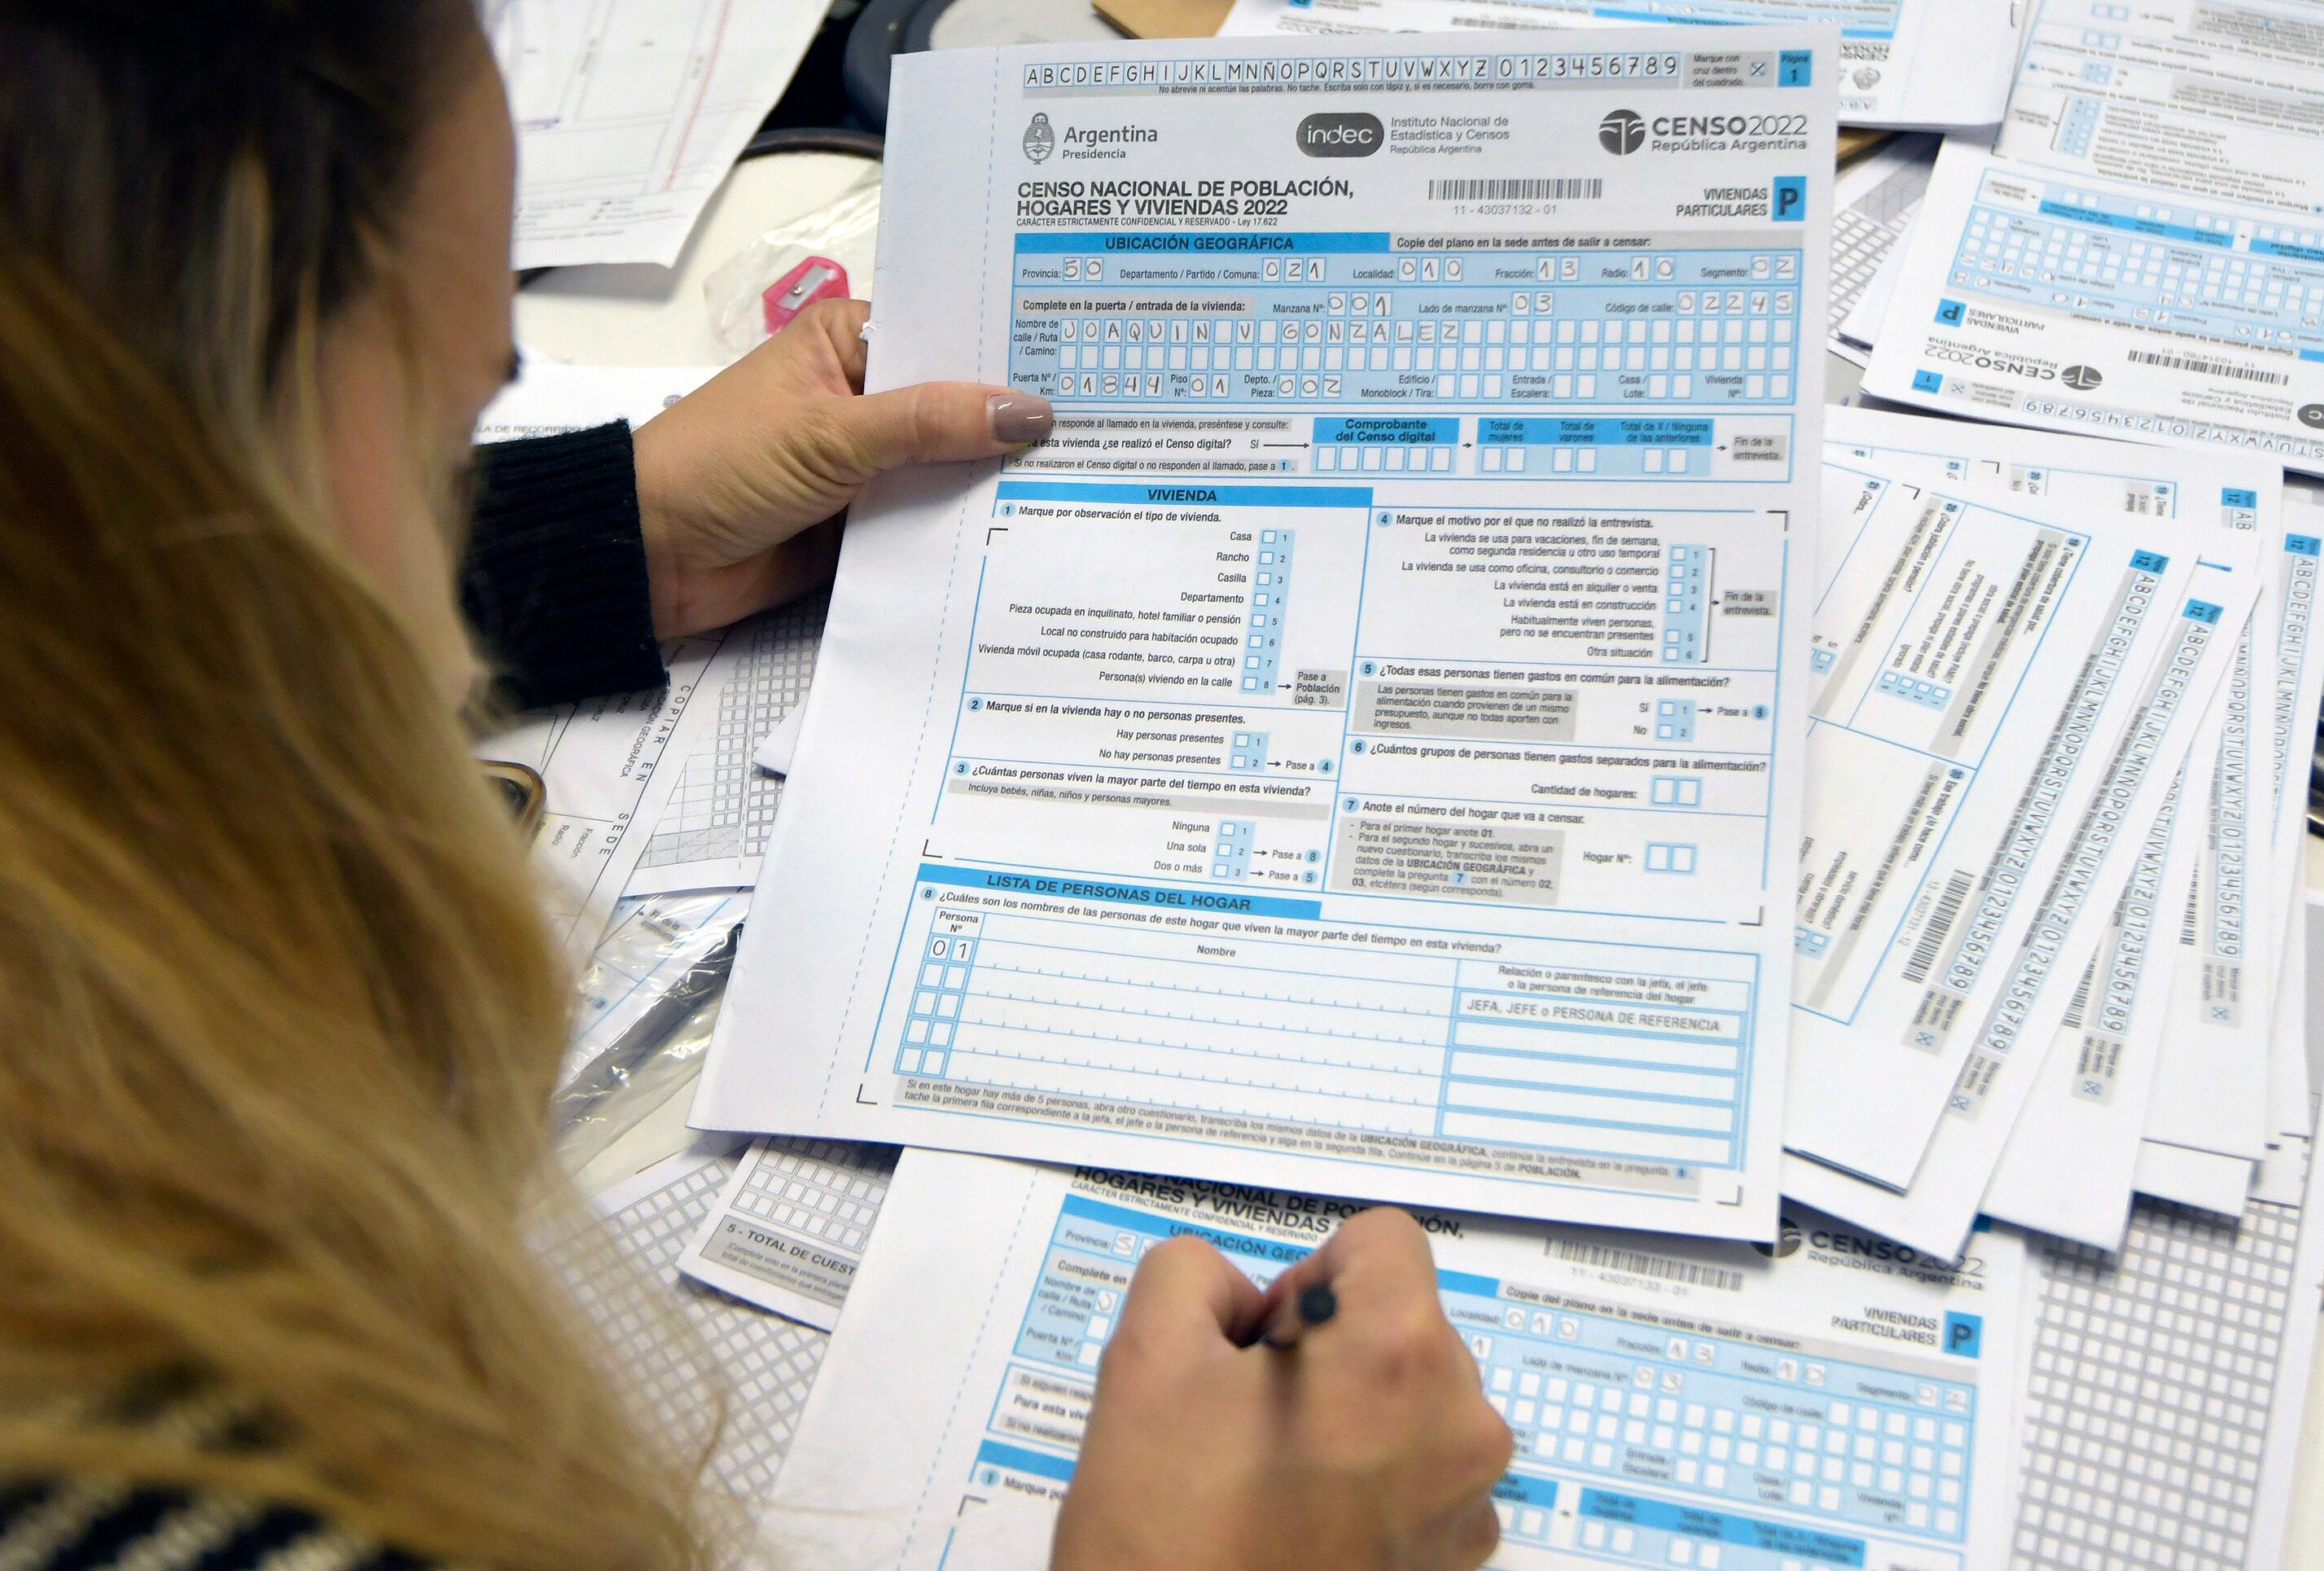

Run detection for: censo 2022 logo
[[1598, 108, 1646, 155]]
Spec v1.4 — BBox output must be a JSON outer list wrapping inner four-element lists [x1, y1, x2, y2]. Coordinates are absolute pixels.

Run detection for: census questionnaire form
[[770, 1152, 2024, 1571], [695, 30, 1838, 1237]]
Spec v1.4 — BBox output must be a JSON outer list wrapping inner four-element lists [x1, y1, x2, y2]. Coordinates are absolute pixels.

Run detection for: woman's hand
[[629, 297, 1052, 638], [1053, 1209, 1514, 1571]]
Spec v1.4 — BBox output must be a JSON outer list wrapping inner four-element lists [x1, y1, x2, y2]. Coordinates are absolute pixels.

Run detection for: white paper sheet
[[1999, 0, 2324, 216], [695, 29, 1842, 1237], [1784, 454, 2259, 1202], [2265, 498, 2324, 870], [2270, 882, 2312, 1139], [2142, 653, 2280, 1164], [770, 1150, 2026, 1571], [2309, 890, 2324, 1094], [491, 0, 829, 270], [1979, 765, 2191, 1249], [1217, 0, 2018, 129], [476, 361, 717, 440], [673, 1135, 896, 1331], [752, 700, 809, 776], [2265, 498, 2324, 1138], [1859, 139, 2324, 474], [2135, 501, 2324, 1183], [2129, 1138, 2253, 1216]]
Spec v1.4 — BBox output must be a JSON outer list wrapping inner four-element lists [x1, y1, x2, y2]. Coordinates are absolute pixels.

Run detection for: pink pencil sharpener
[[763, 257, 852, 336]]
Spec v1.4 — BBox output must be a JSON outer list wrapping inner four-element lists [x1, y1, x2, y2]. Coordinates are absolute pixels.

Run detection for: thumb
[[1112, 1235, 1270, 1361], [819, 380, 1055, 477]]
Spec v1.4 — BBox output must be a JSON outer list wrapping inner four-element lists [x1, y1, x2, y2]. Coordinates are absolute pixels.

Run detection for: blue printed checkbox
[[1644, 842, 1697, 874]]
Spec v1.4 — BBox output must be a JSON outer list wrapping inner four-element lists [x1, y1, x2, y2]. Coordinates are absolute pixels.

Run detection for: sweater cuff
[[463, 423, 668, 710]]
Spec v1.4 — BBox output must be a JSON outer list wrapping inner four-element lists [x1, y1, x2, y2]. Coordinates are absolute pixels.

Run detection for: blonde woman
[[0, 5, 1511, 1570]]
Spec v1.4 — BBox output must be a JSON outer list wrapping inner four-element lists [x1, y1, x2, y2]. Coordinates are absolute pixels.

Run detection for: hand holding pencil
[[1053, 1208, 1514, 1571]]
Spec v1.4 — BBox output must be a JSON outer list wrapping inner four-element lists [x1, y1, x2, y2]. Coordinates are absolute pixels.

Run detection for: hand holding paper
[[634, 299, 1055, 638]]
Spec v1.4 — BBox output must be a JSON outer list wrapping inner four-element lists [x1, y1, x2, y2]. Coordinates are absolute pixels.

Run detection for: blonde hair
[[0, 7, 714, 1568]]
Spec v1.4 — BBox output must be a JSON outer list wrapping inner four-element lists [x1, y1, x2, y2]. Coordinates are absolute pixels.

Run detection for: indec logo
[[1598, 108, 1646, 155], [1296, 112, 1383, 157]]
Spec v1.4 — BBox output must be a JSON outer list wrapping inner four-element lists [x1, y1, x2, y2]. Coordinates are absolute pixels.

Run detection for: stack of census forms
[[1217, 0, 2021, 130], [696, 30, 1842, 1241], [1782, 407, 2272, 1257]]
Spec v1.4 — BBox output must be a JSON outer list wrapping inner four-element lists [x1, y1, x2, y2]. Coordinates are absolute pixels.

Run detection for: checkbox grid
[[639, 595, 825, 874], [2014, 1158, 2311, 1571], [730, 1139, 895, 1254], [551, 1152, 830, 1503]]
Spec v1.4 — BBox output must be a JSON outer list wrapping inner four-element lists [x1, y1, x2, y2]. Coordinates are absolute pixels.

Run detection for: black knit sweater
[[462, 422, 668, 708]]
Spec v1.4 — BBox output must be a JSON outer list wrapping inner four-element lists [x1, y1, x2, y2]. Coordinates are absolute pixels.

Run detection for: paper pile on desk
[[491, 0, 829, 270], [1780, 406, 2313, 1261], [1813, 0, 2324, 1245], [1831, 0, 2324, 470]]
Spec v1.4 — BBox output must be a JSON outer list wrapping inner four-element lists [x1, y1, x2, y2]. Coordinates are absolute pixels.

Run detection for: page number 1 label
[[1778, 50, 1813, 86]]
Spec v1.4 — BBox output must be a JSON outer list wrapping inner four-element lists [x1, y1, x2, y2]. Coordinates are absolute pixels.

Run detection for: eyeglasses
[[479, 760, 547, 840]]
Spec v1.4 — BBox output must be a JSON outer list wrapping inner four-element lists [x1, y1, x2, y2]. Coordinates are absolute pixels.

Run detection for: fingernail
[[988, 392, 1054, 445]]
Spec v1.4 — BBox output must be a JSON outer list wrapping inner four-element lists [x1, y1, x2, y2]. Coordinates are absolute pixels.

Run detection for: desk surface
[[526, 147, 2324, 1571]]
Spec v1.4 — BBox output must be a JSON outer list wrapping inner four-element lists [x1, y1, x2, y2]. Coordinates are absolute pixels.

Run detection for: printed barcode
[[1902, 871, 1976, 985], [1552, 1239, 1743, 1292], [2062, 963, 2094, 1031], [2179, 876, 2200, 946], [2126, 349, 2287, 386], [1428, 178, 1603, 202]]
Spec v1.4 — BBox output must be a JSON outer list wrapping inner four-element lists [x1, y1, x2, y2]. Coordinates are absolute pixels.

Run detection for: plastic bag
[[705, 176, 884, 362], [555, 889, 750, 1171]]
